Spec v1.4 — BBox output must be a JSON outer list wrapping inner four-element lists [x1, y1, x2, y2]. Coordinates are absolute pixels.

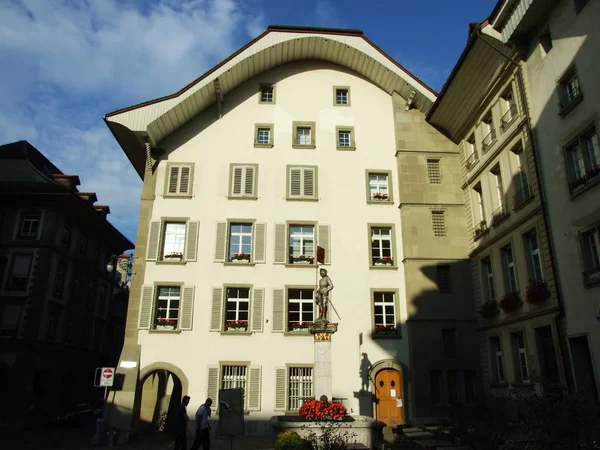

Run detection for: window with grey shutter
[[253, 223, 267, 263], [250, 288, 264, 332], [230, 164, 257, 198], [165, 164, 194, 196], [273, 224, 286, 264], [139, 285, 155, 329], [184, 221, 199, 262], [272, 289, 285, 332], [317, 224, 331, 265], [287, 166, 317, 200], [214, 222, 228, 262], [274, 367, 287, 411], [147, 221, 161, 261], [207, 365, 220, 404], [210, 287, 224, 331], [180, 286, 195, 330], [247, 366, 262, 411]]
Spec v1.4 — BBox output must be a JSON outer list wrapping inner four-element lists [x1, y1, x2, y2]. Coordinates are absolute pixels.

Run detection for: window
[[367, 172, 392, 202], [288, 367, 313, 411], [254, 124, 273, 147], [491, 166, 508, 225], [465, 134, 477, 169], [427, 160, 441, 183], [259, 84, 275, 103], [288, 288, 314, 330], [221, 365, 248, 406], [228, 223, 252, 261], [481, 114, 496, 152], [481, 257, 496, 303], [575, 0, 590, 14], [524, 231, 543, 282], [473, 183, 486, 225], [370, 226, 393, 266], [156, 286, 180, 328], [558, 69, 582, 114], [0, 304, 22, 338], [447, 370, 460, 405], [53, 260, 67, 297], [431, 211, 446, 237], [215, 221, 265, 264], [442, 329, 457, 357], [288, 225, 314, 264], [500, 88, 517, 131], [61, 222, 72, 247], [7, 254, 32, 291], [511, 332, 530, 383], [565, 129, 600, 195], [287, 166, 317, 200], [20, 212, 41, 238], [336, 126, 355, 149], [540, 29, 553, 56], [165, 163, 194, 197], [464, 370, 477, 405], [162, 222, 186, 260], [437, 265, 452, 293], [501, 245, 518, 293], [333, 87, 350, 106], [373, 291, 397, 334], [430, 371, 443, 406], [489, 336, 506, 384], [511, 146, 532, 207], [581, 226, 600, 284], [292, 122, 316, 148], [225, 287, 249, 327], [229, 164, 257, 198]]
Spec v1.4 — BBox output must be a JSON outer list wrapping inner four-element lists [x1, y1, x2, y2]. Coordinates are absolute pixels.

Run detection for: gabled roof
[[105, 25, 438, 179]]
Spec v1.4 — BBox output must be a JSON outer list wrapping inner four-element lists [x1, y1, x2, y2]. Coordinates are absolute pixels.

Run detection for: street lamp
[[106, 254, 117, 273]]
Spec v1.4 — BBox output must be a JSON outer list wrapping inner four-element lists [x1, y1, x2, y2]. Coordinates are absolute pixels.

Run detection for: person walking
[[190, 398, 212, 450], [174, 395, 190, 450]]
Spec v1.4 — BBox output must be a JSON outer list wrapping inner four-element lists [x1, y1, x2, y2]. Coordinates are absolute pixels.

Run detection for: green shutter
[[207, 365, 220, 404], [274, 367, 287, 411], [250, 288, 264, 332], [247, 366, 262, 411], [184, 221, 199, 262], [274, 223, 286, 264], [146, 221, 161, 261], [318, 224, 331, 265], [180, 286, 195, 330], [210, 287, 224, 331], [214, 222, 228, 262], [253, 223, 266, 263], [272, 289, 285, 333], [139, 285, 154, 329]]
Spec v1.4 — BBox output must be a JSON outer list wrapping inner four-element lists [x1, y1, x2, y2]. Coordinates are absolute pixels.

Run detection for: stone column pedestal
[[309, 321, 338, 401]]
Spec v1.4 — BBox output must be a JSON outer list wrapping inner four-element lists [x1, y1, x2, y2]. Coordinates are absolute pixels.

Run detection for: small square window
[[254, 124, 274, 147], [427, 160, 441, 183], [367, 172, 392, 202], [165, 163, 194, 197], [20, 212, 41, 238], [287, 166, 317, 200], [336, 127, 355, 149], [334, 87, 350, 106], [229, 164, 258, 198], [259, 84, 275, 104], [292, 122, 316, 148], [432, 211, 446, 237]]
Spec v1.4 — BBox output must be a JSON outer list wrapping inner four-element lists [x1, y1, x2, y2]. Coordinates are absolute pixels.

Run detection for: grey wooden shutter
[[289, 168, 302, 196], [247, 366, 262, 411], [274, 223, 286, 264], [179, 166, 191, 194], [168, 166, 180, 194], [180, 286, 195, 330], [253, 222, 266, 263], [184, 221, 199, 262], [303, 168, 315, 197], [318, 224, 331, 265], [232, 166, 243, 196], [139, 285, 155, 329], [146, 221, 161, 261], [207, 365, 220, 404], [272, 288, 285, 332], [210, 287, 224, 331], [274, 367, 287, 411], [244, 166, 255, 196], [214, 222, 228, 262], [250, 288, 264, 332]]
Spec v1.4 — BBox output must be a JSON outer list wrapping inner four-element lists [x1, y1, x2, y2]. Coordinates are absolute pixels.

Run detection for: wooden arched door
[[375, 368, 404, 426]]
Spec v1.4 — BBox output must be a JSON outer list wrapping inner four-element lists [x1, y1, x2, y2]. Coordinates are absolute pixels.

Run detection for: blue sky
[[0, 0, 496, 246]]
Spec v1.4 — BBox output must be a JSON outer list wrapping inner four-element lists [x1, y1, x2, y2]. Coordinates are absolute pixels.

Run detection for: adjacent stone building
[[0, 141, 132, 426]]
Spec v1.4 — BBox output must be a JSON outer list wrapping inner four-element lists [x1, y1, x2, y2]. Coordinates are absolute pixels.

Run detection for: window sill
[[284, 331, 312, 336], [286, 197, 318, 202], [219, 330, 252, 336], [156, 260, 186, 265], [569, 174, 600, 199], [337, 146, 356, 151], [149, 329, 182, 334], [285, 263, 317, 268], [292, 144, 316, 150], [224, 262, 256, 267], [254, 143, 274, 148], [334, 103, 351, 107], [367, 200, 393, 205], [369, 265, 398, 270], [227, 195, 258, 201], [163, 194, 193, 199], [558, 94, 583, 117]]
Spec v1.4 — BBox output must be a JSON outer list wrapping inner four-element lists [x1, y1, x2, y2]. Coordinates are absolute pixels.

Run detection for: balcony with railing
[[513, 184, 533, 209], [473, 220, 489, 241], [500, 104, 518, 132], [491, 204, 510, 226], [466, 151, 479, 170], [481, 129, 497, 154], [558, 84, 583, 116], [583, 268, 600, 287]]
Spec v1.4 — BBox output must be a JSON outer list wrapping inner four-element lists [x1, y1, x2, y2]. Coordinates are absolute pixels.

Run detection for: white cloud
[[0, 0, 264, 245], [314, 0, 344, 29]]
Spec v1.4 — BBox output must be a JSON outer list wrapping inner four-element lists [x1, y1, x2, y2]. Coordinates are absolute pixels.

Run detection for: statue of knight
[[315, 268, 334, 323]]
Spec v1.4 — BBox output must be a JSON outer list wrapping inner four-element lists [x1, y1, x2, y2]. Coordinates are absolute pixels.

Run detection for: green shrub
[[274, 430, 309, 450]]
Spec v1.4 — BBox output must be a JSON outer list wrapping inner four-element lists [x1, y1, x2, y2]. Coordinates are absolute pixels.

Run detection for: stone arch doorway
[[369, 359, 408, 427], [139, 363, 189, 434]]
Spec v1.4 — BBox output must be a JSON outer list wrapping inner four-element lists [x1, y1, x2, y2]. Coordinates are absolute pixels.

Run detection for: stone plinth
[[309, 321, 338, 401]]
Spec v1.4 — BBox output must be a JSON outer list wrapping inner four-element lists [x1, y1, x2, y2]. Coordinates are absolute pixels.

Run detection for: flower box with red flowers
[[292, 255, 315, 264], [479, 301, 499, 318], [570, 177, 587, 193], [499, 292, 522, 312], [298, 399, 347, 421], [224, 320, 248, 331], [372, 193, 389, 201], [290, 322, 312, 332], [163, 252, 183, 261], [586, 164, 600, 180], [374, 257, 394, 266], [155, 318, 177, 330], [526, 280, 550, 304], [374, 324, 397, 336], [230, 253, 251, 262]]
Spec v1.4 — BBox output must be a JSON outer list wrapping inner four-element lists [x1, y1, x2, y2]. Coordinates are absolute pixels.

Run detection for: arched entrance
[[139, 363, 188, 434], [369, 359, 407, 426]]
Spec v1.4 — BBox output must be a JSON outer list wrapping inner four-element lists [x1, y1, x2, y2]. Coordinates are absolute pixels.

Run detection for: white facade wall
[[138, 61, 410, 426]]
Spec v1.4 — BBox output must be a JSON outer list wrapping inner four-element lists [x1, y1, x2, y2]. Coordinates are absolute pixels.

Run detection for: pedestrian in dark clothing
[[175, 395, 191, 450], [190, 398, 212, 450]]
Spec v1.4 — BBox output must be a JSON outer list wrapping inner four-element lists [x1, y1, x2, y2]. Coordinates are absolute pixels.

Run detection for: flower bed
[[299, 399, 347, 421], [526, 280, 550, 304]]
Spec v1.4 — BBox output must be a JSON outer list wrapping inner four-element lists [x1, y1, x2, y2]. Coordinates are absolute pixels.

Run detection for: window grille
[[288, 367, 313, 411]]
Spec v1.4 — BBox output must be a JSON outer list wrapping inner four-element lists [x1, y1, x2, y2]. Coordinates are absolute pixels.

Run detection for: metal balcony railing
[[491, 205, 509, 226], [481, 129, 497, 153], [500, 104, 518, 131], [558, 85, 582, 114], [466, 151, 479, 169], [513, 184, 533, 208]]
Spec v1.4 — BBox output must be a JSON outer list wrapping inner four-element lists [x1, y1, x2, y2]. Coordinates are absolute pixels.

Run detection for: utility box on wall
[[218, 388, 245, 436]]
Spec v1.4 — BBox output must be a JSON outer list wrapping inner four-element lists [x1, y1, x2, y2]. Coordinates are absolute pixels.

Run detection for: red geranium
[[298, 399, 347, 421]]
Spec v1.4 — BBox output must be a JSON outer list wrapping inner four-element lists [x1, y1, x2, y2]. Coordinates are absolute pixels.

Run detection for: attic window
[[259, 84, 275, 104]]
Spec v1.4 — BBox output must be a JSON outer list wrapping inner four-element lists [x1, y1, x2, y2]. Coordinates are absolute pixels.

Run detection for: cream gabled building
[[104, 25, 479, 437], [428, 20, 569, 402]]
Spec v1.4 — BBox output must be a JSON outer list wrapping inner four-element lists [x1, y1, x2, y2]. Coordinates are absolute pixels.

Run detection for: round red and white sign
[[103, 368, 114, 379]]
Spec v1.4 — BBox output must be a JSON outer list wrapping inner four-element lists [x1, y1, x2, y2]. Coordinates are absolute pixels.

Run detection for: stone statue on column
[[315, 268, 334, 323]]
